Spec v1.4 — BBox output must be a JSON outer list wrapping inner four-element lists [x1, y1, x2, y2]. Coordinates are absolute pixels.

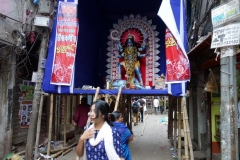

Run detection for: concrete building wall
[[0, 48, 16, 159], [0, 0, 24, 158], [0, 0, 24, 45]]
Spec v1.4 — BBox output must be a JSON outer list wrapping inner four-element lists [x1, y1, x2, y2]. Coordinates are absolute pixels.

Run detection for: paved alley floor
[[57, 112, 176, 160]]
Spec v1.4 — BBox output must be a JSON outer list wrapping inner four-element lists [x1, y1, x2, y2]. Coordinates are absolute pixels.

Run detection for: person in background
[[166, 100, 169, 114], [159, 97, 164, 114], [153, 97, 159, 115], [138, 97, 146, 122], [111, 111, 133, 160], [73, 97, 90, 136], [76, 100, 124, 160], [132, 97, 140, 126], [142, 97, 147, 114]]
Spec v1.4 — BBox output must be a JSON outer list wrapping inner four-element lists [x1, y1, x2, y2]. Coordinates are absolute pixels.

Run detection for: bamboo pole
[[114, 87, 122, 111], [127, 95, 132, 131], [64, 96, 67, 147], [178, 98, 182, 159], [173, 100, 177, 153], [16, 150, 25, 155], [41, 142, 77, 154], [105, 81, 110, 103], [34, 94, 44, 160], [169, 97, 173, 141], [183, 110, 189, 160], [93, 87, 100, 101], [47, 94, 54, 157], [51, 150, 64, 158], [57, 95, 61, 142], [182, 97, 194, 160], [62, 148, 73, 156], [141, 114, 149, 136], [54, 95, 58, 141]]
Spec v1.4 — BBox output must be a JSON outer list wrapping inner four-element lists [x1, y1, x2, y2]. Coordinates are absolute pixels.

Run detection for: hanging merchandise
[[204, 69, 219, 93]]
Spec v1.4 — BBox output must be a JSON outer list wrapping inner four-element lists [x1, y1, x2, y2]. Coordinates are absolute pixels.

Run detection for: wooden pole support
[[62, 148, 73, 156], [178, 97, 182, 159], [114, 87, 122, 111], [51, 150, 64, 158], [182, 97, 194, 160], [34, 94, 44, 160], [93, 87, 100, 101], [183, 114, 189, 160], [47, 94, 54, 157], [173, 100, 177, 152], [141, 114, 149, 136]]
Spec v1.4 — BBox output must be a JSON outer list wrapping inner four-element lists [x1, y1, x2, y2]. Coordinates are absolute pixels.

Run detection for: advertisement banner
[[211, 0, 240, 28], [211, 23, 240, 48], [51, 2, 78, 85], [165, 29, 190, 83]]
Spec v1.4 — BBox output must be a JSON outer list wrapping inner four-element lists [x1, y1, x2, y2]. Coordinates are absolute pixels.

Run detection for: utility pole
[[220, 1, 238, 160], [25, 31, 49, 159], [220, 46, 238, 160]]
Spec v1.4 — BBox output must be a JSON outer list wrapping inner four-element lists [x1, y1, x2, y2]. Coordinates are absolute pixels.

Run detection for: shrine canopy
[[42, 0, 186, 96]]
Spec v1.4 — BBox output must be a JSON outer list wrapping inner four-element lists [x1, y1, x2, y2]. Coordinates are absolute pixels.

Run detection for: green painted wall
[[211, 96, 220, 142]]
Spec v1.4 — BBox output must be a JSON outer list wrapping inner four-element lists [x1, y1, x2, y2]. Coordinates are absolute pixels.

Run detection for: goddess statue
[[113, 34, 149, 89]]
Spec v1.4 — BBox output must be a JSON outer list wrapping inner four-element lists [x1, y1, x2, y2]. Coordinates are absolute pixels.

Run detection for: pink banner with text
[[51, 2, 78, 85]]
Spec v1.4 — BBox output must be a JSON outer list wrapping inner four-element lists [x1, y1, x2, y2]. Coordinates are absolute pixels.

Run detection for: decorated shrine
[[42, 0, 189, 96]]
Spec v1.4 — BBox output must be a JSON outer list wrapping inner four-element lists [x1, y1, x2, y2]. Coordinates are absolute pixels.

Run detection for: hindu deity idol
[[114, 34, 149, 89]]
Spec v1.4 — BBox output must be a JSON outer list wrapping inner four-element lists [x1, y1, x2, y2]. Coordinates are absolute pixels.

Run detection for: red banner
[[165, 28, 190, 83], [51, 2, 78, 85]]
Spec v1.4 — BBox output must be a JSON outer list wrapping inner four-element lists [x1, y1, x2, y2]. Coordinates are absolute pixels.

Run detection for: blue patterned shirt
[[85, 127, 123, 160]]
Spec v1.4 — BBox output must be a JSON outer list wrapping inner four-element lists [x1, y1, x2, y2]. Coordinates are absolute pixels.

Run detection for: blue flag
[[158, 0, 190, 96]]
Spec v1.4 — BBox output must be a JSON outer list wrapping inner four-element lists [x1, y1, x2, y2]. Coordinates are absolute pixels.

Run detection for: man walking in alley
[[73, 97, 90, 138], [159, 97, 164, 114], [153, 97, 159, 115], [138, 97, 146, 122], [132, 97, 140, 126]]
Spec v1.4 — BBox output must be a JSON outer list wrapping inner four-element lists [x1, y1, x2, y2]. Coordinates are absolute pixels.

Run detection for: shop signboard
[[211, 0, 240, 28], [211, 23, 240, 48]]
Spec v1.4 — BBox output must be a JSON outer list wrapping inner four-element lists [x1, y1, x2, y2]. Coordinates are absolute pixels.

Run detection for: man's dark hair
[[134, 97, 138, 101], [81, 97, 87, 103], [138, 99, 145, 106]]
